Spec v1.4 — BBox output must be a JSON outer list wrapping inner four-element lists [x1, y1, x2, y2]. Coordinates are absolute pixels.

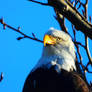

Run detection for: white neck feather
[[32, 45, 76, 72]]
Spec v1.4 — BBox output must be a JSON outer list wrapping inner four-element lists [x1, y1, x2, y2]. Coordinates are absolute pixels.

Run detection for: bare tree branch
[[81, 0, 92, 65], [28, 0, 49, 5], [28, 0, 92, 39], [48, 0, 92, 39], [0, 18, 43, 43], [0, 72, 3, 82], [85, 36, 92, 65], [54, 8, 68, 33]]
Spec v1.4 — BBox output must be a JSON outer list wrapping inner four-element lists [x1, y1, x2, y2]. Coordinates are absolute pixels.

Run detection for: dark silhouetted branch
[[85, 36, 92, 65], [48, 0, 92, 39], [28, 0, 49, 5], [28, 0, 92, 39], [0, 18, 43, 43], [0, 72, 3, 82], [54, 8, 68, 33]]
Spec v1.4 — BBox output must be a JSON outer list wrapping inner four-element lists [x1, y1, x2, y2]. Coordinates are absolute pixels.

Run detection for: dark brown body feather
[[22, 66, 89, 92]]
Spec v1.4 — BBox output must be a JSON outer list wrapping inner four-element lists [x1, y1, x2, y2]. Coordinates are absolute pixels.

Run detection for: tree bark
[[48, 0, 92, 39]]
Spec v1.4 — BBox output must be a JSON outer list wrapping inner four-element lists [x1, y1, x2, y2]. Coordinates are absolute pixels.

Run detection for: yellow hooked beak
[[43, 35, 56, 46]]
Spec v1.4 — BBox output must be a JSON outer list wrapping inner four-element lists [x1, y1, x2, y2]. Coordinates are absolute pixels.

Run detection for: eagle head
[[33, 28, 76, 72]]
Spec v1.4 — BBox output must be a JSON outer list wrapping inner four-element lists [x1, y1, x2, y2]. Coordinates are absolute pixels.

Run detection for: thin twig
[[0, 18, 43, 43], [0, 72, 3, 82], [89, 16, 91, 23], [72, 24, 86, 78], [74, 41, 85, 48], [28, 0, 49, 5], [54, 8, 68, 33], [83, 0, 88, 18], [85, 36, 92, 65], [82, 0, 92, 65]]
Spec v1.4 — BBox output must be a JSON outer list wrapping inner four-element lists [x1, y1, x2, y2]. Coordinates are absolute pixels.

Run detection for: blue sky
[[0, 0, 92, 92]]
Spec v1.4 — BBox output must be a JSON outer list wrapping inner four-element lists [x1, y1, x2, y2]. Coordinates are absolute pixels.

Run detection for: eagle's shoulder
[[22, 66, 89, 92]]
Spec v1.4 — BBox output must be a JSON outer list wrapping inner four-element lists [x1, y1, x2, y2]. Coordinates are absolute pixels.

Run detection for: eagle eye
[[57, 37, 61, 41]]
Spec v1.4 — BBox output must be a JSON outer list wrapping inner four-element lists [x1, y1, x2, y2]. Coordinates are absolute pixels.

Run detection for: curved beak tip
[[43, 35, 56, 46]]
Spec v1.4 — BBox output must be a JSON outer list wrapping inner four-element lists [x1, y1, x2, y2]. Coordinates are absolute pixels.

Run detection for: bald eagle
[[22, 28, 89, 92]]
